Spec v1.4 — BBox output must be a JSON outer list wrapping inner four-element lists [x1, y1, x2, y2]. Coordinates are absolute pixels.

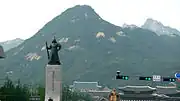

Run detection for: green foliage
[[0, 78, 29, 101], [37, 87, 45, 101], [37, 85, 92, 101], [0, 78, 92, 101]]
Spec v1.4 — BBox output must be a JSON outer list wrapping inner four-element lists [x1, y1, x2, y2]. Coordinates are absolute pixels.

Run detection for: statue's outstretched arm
[[46, 42, 52, 50]]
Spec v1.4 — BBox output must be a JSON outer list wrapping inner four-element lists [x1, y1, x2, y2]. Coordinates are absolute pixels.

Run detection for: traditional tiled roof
[[118, 86, 156, 92], [120, 94, 157, 98], [156, 86, 179, 94], [119, 85, 179, 95], [102, 86, 111, 91], [0, 45, 5, 58], [156, 86, 176, 88], [71, 81, 102, 90]]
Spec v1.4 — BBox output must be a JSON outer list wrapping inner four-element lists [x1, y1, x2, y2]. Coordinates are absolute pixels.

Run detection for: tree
[[38, 85, 92, 101], [37, 86, 45, 101], [0, 78, 29, 101], [0, 78, 92, 101]]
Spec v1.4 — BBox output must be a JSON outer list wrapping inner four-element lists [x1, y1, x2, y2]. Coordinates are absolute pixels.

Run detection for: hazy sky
[[0, 0, 180, 42]]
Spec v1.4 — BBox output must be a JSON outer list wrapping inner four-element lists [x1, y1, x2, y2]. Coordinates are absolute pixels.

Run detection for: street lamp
[[116, 71, 120, 75], [116, 71, 129, 80]]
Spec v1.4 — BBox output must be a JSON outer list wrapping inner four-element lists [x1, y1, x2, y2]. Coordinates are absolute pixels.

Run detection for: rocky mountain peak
[[144, 18, 163, 26], [142, 18, 180, 36], [0, 38, 24, 51]]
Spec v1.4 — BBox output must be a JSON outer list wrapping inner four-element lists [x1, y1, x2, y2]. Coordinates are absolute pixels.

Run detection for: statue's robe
[[48, 43, 61, 65]]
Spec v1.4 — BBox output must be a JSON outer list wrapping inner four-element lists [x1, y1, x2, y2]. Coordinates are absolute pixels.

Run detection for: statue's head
[[52, 36, 57, 44]]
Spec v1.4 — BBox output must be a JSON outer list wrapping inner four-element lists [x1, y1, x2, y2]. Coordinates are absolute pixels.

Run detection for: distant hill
[[0, 38, 24, 51], [0, 45, 5, 58], [142, 18, 180, 36], [0, 5, 180, 87]]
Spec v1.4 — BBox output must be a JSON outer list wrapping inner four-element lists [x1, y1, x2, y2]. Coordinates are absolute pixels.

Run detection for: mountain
[[0, 45, 5, 58], [0, 38, 24, 51], [142, 18, 180, 36], [1, 5, 180, 87]]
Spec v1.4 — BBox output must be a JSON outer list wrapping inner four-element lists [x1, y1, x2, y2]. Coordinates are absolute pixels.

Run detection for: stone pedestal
[[45, 65, 62, 101]]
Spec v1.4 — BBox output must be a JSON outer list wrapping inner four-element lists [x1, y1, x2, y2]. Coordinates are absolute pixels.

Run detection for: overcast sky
[[0, 0, 179, 42]]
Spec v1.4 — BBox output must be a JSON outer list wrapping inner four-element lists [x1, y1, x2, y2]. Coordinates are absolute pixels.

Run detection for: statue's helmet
[[52, 37, 57, 43]]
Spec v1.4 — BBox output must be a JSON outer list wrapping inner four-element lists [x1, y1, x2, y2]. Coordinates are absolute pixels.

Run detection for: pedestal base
[[45, 65, 62, 101], [45, 95, 60, 101]]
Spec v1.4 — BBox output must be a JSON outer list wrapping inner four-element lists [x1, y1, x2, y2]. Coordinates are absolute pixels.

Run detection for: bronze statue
[[46, 37, 61, 65]]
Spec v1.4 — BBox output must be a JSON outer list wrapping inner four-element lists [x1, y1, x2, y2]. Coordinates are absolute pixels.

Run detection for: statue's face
[[52, 43, 56, 46]]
